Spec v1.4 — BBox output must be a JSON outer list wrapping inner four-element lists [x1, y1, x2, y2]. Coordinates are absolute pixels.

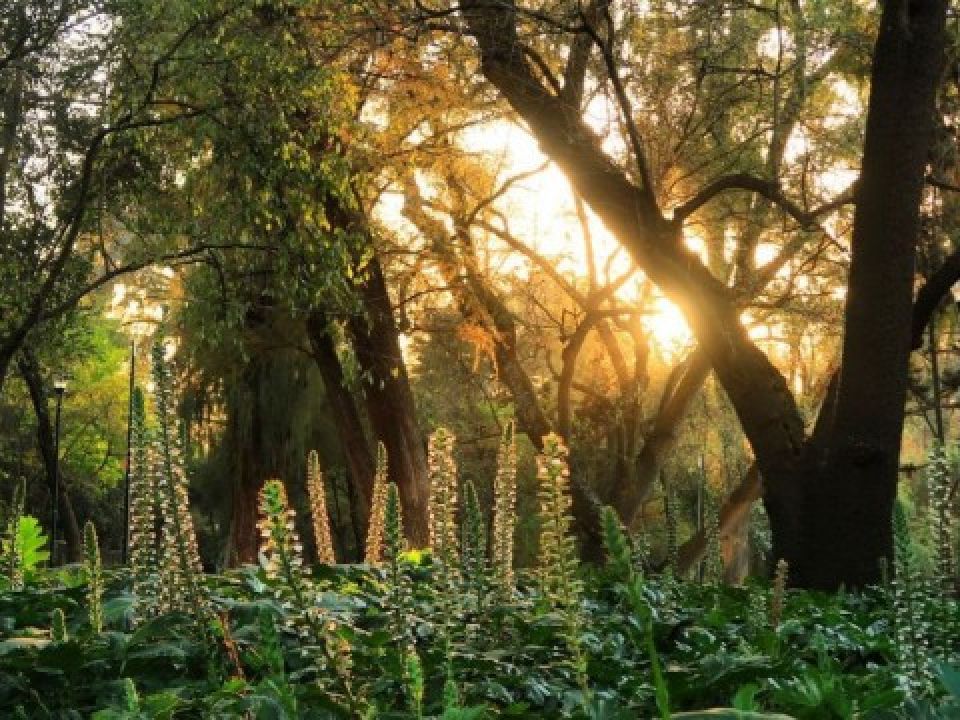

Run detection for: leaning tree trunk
[[347, 253, 431, 547], [321, 191, 431, 546], [306, 308, 375, 547]]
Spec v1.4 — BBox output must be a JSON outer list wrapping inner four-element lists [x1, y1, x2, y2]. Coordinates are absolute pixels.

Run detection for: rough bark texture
[[306, 309, 374, 542], [348, 254, 431, 547], [321, 194, 431, 547], [222, 362, 268, 567], [787, 0, 948, 588]]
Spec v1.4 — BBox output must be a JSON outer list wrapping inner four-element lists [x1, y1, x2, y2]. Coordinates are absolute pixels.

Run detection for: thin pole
[[697, 453, 705, 583], [929, 312, 945, 443], [122, 339, 136, 564], [52, 389, 63, 566]]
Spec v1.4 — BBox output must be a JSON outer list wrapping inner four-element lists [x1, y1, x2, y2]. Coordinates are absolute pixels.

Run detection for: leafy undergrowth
[[0, 560, 953, 719]]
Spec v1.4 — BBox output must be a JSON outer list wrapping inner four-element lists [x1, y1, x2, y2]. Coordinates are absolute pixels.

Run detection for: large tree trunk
[[782, 0, 947, 589], [222, 361, 269, 567], [679, 237, 960, 579], [460, 0, 806, 513], [320, 194, 431, 547], [347, 253, 431, 547], [306, 308, 375, 545], [17, 347, 82, 562]]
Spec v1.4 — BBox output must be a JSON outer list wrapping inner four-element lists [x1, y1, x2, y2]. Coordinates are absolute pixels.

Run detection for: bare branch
[[672, 172, 855, 227]]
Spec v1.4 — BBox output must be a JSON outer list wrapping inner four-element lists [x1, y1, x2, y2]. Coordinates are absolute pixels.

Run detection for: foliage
[[894, 500, 935, 697], [382, 482, 412, 648], [491, 421, 518, 600], [460, 478, 488, 615], [149, 339, 209, 627], [2, 512, 50, 590], [0, 432, 949, 717], [128, 386, 159, 623], [2, 480, 25, 589], [702, 493, 722, 584], [536, 433, 581, 612], [84, 521, 104, 635], [1, 0, 959, 716], [258, 480, 308, 604], [365, 443, 389, 565], [306, 451, 336, 566], [51, 607, 68, 643], [0, 557, 940, 718], [770, 560, 789, 631], [601, 505, 670, 720], [428, 427, 460, 576]]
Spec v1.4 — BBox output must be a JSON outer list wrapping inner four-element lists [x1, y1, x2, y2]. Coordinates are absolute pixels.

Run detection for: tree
[[382, 8, 857, 556], [116, 0, 437, 553], [0, 0, 219, 391], [448, 0, 949, 588]]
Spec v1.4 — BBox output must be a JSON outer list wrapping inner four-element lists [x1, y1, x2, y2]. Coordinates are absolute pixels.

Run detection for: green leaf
[[670, 712, 794, 719], [732, 684, 761, 712], [2, 516, 50, 578], [938, 664, 960, 700]]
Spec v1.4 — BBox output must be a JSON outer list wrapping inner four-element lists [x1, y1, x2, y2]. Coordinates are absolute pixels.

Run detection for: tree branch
[[912, 245, 960, 349], [672, 172, 855, 227]]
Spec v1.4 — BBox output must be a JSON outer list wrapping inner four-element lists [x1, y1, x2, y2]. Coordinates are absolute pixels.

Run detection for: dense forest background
[[1, 0, 957, 589]]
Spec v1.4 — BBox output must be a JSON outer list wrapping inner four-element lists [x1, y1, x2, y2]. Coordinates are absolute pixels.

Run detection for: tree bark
[[320, 194, 431, 547], [786, 0, 948, 588], [676, 464, 761, 577], [347, 253, 431, 547], [306, 308, 374, 544], [460, 0, 806, 526], [222, 362, 268, 567], [678, 242, 960, 578]]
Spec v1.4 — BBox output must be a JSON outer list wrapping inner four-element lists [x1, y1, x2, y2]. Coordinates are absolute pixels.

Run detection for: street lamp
[[122, 339, 134, 565], [51, 377, 67, 567]]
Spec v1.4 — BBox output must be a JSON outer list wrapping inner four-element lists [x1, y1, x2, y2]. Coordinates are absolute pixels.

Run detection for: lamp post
[[51, 377, 67, 566], [122, 338, 135, 564]]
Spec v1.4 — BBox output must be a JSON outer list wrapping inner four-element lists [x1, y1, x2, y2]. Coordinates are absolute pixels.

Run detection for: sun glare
[[387, 97, 853, 360], [452, 121, 697, 352], [643, 296, 693, 358]]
